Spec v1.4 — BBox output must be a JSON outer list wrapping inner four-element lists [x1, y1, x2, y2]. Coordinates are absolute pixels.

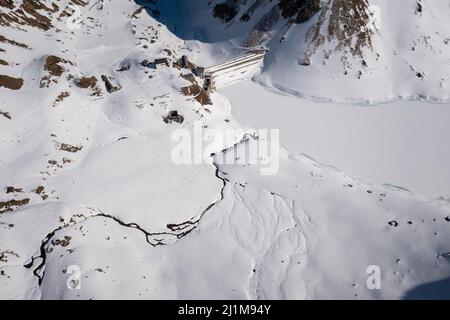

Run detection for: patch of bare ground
[[181, 84, 212, 106], [75, 76, 102, 97], [0, 74, 23, 90], [0, 221, 14, 230], [40, 55, 73, 88], [33, 186, 48, 200], [0, 110, 11, 119], [58, 0, 89, 20], [44, 56, 71, 76], [132, 7, 145, 19], [0, 198, 30, 214], [48, 157, 72, 170], [6, 187, 23, 194], [0, 0, 15, 10], [0, 0, 59, 31], [0, 35, 29, 49], [59, 143, 83, 153], [53, 91, 70, 107], [0, 59, 8, 66], [51, 235, 72, 247], [0, 250, 20, 263]]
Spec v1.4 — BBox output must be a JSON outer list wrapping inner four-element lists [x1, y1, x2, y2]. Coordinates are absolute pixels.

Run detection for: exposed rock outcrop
[[211, 0, 322, 47], [305, 0, 375, 68], [279, 0, 321, 23]]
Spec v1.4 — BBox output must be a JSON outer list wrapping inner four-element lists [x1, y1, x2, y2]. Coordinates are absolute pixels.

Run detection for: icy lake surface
[[222, 81, 450, 199]]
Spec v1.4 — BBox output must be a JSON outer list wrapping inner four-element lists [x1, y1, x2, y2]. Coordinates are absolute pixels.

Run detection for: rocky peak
[[213, 0, 321, 24], [305, 0, 375, 68], [278, 0, 321, 23], [210, 0, 375, 67]]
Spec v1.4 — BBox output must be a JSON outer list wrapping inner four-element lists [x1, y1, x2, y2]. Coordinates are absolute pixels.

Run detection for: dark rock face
[[213, 0, 321, 24], [278, 0, 321, 23], [213, 0, 249, 23], [296, 0, 321, 22], [213, 3, 238, 23]]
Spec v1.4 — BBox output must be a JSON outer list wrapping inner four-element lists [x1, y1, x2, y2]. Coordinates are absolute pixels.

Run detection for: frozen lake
[[222, 81, 450, 199]]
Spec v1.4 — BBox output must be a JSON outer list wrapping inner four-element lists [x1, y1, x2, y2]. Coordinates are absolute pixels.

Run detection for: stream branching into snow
[[23, 163, 229, 286]]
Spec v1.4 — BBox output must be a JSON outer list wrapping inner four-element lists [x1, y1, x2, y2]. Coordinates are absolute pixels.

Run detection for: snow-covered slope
[[0, 0, 449, 300], [261, 0, 450, 102], [0, 0, 240, 298], [157, 0, 450, 102]]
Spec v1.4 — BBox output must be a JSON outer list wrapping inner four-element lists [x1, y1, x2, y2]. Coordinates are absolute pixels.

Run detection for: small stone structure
[[163, 110, 184, 124], [101, 75, 121, 93], [153, 58, 170, 69]]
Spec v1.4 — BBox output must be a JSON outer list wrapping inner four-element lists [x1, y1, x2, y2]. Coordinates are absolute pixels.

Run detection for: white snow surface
[[0, 0, 449, 300], [222, 81, 450, 199]]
